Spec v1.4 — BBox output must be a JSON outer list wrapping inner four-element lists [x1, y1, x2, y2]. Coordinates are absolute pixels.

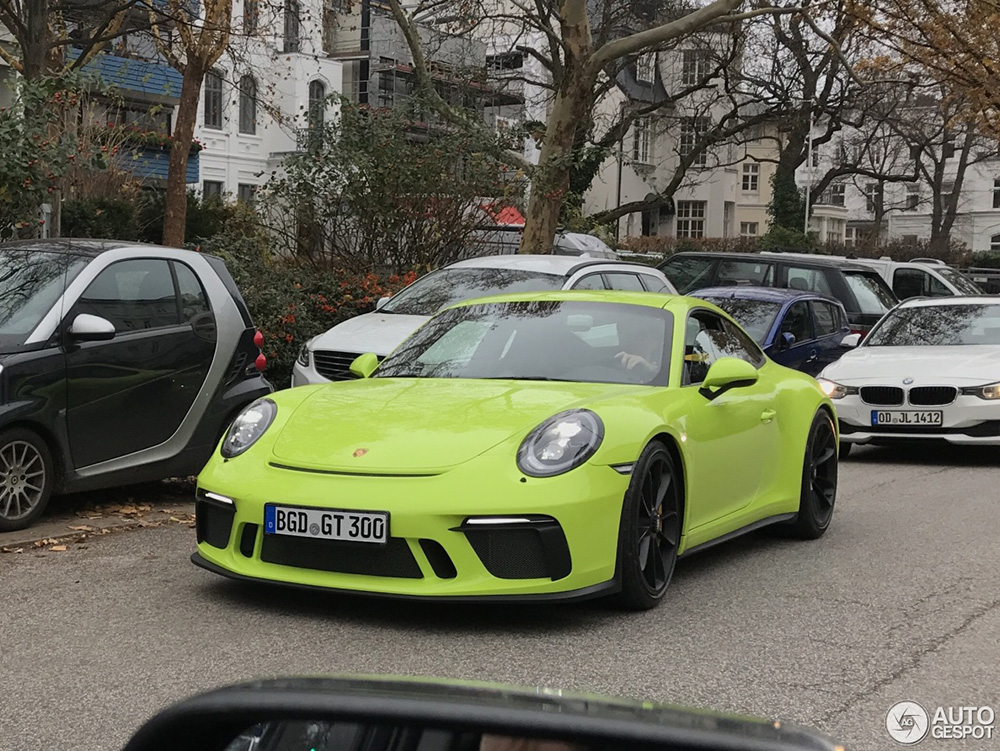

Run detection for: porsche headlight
[[297, 343, 311, 367], [816, 378, 859, 400], [961, 382, 1000, 400], [517, 410, 604, 478], [221, 398, 277, 458]]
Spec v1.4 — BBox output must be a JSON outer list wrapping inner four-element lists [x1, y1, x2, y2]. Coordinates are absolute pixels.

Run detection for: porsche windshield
[[0, 249, 89, 349], [698, 298, 781, 344], [865, 304, 1000, 346], [377, 300, 673, 386], [379, 268, 565, 316]]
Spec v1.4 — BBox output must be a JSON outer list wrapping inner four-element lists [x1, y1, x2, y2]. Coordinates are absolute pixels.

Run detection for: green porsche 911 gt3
[[193, 291, 838, 609]]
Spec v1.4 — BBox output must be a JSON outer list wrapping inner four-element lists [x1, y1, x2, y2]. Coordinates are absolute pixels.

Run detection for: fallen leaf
[[49, 545, 67, 552], [68, 525, 94, 532]]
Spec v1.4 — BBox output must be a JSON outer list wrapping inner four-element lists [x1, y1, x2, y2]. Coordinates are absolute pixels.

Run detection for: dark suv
[[0, 239, 272, 531], [659, 251, 898, 333]]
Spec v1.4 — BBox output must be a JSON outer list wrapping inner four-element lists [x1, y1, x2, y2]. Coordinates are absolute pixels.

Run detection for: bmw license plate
[[871, 410, 943, 426], [264, 504, 388, 544]]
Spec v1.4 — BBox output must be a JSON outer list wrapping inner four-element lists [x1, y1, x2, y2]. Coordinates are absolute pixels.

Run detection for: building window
[[204, 70, 223, 129], [308, 80, 326, 130], [377, 69, 395, 108], [237, 184, 256, 204], [238, 75, 257, 134], [906, 184, 919, 210], [632, 117, 652, 163], [993, 179, 1000, 209], [680, 117, 709, 167], [244, 0, 258, 33], [991, 234, 1000, 251], [740, 221, 758, 237], [819, 183, 846, 207], [681, 49, 709, 86], [283, 0, 300, 53], [844, 227, 856, 246], [676, 201, 706, 238], [865, 182, 881, 213], [635, 52, 656, 83], [203, 180, 223, 199], [741, 163, 759, 192], [641, 207, 659, 236]]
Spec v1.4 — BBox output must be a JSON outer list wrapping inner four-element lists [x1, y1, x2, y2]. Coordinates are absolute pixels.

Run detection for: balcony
[[116, 144, 200, 183], [77, 51, 183, 103]]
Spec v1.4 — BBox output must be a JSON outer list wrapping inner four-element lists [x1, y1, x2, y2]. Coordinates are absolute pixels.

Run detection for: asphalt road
[[2, 443, 998, 751]]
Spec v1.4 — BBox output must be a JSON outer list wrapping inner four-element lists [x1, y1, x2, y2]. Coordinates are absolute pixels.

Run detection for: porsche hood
[[270, 379, 639, 473]]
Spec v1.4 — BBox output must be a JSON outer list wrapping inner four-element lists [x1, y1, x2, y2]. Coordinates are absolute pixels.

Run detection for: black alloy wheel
[[614, 442, 682, 610], [788, 410, 838, 539], [0, 427, 55, 532]]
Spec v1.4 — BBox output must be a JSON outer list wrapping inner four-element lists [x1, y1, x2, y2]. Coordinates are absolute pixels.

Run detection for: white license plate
[[871, 410, 943, 426], [264, 504, 388, 544]]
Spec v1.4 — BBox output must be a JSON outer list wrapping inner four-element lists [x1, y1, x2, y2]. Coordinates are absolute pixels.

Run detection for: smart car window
[[844, 270, 896, 314], [866, 304, 1000, 346], [173, 261, 211, 322], [661, 256, 714, 293], [716, 260, 774, 286], [378, 301, 672, 386], [812, 302, 839, 337], [785, 266, 832, 294], [379, 269, 565, 316], [0, 249, 88, 349], [639, 274, 671, 293], [76, 259, 180, 332], [781, 301, 812, 342], [572, 274, 606, 290]]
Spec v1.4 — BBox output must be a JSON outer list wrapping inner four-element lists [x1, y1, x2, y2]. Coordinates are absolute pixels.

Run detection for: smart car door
[[772, 301, 814, 372], [63, 258, 217, 468], [679, 310, 780, 528]]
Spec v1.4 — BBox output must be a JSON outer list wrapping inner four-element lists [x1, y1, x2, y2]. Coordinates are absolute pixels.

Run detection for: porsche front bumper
[[193, 453, 631, 600]]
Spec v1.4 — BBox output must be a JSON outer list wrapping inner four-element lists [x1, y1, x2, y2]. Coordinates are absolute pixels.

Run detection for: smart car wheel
[[0, 428, 55, 532], [614, 442, 682, 610], [789, 410, 838, 540]]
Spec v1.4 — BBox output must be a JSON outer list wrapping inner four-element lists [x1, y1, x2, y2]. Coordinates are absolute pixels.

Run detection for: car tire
[[0, 427, 55, 533], [839, 441, 852, 459], [613, 442, 682, 611], [787, 410, 838, 540]]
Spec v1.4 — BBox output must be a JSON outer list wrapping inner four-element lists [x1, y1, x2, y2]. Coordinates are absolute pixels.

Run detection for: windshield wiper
[[478, 376, 576, 382]]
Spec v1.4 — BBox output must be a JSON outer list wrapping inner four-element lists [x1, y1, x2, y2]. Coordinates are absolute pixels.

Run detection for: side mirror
[[375, 296, 390, 310], [841, 333, 862, 348], [68, 313, 115, 342], [121, 676, 842, 751], [777, 331, 796, 351], [349, 352, 379, 379], [699, 357, 759, 400]]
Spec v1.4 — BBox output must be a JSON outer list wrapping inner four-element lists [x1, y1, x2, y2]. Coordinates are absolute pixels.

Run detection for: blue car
[[691, 286, 851, 376]]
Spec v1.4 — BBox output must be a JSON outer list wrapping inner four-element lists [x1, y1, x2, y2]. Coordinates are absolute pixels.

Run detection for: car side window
[[75, 259, 179, 332], [604, 273, 645, 291], [716, 260, 774, 286], [173, 261, 211, 323], [780, 301, 813, 343], [571, 274, 607, 290], [892, 268, 927, 299], [927, 273, 951, 297], [812, 301, 839, 337], [785, 266, 833, 295], [639, 274, 671, 293], [662, 256, 715, 293], [683, 310, 762, 385]]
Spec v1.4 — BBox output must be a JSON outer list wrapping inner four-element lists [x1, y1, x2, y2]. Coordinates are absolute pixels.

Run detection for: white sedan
[[291, 255, 676, 386], [817, 296, 1000, 454]]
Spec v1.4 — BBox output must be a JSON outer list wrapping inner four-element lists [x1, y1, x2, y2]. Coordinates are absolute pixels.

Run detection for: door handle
[[807, 349, 818, 361], [761, 409, 776, 423]]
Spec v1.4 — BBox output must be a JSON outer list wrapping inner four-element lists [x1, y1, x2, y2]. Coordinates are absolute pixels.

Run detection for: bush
[[970, 251, 1000, 269], [619, 235, 762, 259], [62, 196, 139, 240], [137, 189, 236, 246], [203, 222, 419, 387]]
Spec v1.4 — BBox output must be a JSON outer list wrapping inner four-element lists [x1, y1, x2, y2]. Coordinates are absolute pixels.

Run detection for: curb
[[0, 504, 195, 551]]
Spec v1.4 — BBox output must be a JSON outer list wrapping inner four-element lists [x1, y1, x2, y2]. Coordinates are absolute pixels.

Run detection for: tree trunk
[[162, 63, 204, 248]]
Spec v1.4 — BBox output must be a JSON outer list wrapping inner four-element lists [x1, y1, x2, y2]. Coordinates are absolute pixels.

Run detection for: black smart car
[[0, 239, 272, 531], [659, 251, 898, 333]]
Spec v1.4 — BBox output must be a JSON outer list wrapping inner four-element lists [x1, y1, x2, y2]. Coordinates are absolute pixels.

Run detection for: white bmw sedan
[[817, 296, 1000, 454], [291, 255, 676, 386]]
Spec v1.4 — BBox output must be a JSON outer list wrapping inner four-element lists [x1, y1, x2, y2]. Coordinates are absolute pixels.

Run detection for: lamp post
[[802, 99, 815, 236]]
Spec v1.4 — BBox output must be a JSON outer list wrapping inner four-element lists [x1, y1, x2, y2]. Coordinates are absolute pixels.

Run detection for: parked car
[[817, 295, 1000, 455], [691, 287, 850, 376], [760, 251, 983, 299], [292, 255, 677, 386], [658, 251, 897, 334], [0, 239, 271, 531], [197, 290, 837, 610]]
